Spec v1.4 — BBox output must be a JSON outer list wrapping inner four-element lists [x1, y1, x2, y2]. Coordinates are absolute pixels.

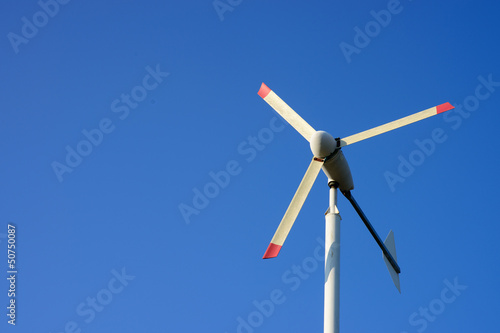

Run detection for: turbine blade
[[383, 230, 401, 293], [339, 103, 454, 147], [263, 157, 324, 259], [258, 83, 316, 142]]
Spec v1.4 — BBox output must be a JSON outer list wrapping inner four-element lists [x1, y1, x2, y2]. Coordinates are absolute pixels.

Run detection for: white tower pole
[[324, 181, 341, 333]]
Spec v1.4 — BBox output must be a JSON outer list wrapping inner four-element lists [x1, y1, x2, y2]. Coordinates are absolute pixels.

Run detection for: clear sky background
[[1, 0, 500, 332]]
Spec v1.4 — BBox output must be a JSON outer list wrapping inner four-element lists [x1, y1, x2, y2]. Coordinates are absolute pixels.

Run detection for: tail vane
[[383, 230, 401, 293]]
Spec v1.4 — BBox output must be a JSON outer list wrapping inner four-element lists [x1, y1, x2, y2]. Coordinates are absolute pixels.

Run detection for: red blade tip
[[258, 83, 271, 99], [436, 102, 454, 114], [262, 243, 282, 259]]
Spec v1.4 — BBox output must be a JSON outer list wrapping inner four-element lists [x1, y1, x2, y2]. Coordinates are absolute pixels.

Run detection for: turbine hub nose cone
[[310, 131, 337, 158]]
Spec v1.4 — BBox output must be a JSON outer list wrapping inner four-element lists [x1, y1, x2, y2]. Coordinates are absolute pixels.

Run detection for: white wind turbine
[[257, 83, 454, 333]]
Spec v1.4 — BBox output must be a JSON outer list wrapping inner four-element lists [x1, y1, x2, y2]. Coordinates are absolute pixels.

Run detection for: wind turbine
[[257, 83, 454, 333]]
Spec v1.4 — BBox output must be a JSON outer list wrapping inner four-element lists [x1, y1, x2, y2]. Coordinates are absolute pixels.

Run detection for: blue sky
[[1, 0, 500, 332]]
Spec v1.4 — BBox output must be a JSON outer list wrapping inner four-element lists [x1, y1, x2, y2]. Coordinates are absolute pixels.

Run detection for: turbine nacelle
[[310, 130, 354, 192]]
